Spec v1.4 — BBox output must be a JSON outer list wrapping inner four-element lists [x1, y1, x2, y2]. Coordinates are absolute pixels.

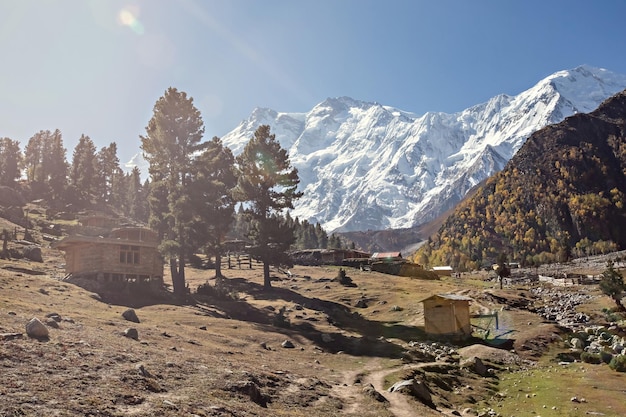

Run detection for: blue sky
[[1, 0, 626, 167]]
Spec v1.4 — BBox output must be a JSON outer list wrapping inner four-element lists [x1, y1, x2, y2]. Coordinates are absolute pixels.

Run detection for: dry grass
[[2, 239, 626, 416]]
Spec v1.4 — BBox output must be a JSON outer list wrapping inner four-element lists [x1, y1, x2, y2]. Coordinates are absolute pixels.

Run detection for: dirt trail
[[333, 359, 446, 417]]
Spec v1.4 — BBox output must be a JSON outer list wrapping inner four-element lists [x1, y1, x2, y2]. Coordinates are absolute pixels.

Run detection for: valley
[[1, 230, 625, 416]]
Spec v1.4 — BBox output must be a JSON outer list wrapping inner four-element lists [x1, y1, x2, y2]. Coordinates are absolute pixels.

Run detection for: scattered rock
[[122, 308, 140, 323], [228, 381, 268, 407], [354, 299, 368, 308], [0, 332, 23, 341], [137, 364, 153, 378], [460, 356, 490, 377], [124, 328, 139, 340], [362, 383, 388, 403], [46, 313, 62, 322], [388, 379, 434, 407], [23, 246, 43, 262], [25, 317, 49, 339], [45, 318, 60, 329], [281, 340, 295, 348]]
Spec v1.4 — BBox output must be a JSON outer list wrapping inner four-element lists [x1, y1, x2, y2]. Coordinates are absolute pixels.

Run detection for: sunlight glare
[[118, 6, 144, 35]]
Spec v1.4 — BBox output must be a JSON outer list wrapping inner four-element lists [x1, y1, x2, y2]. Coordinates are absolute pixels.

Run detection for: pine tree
[[23, 129, 68, 203], [70, 134, 98, 204], [96, 142, 121, 204], [141, 87, 205, 297], [44, 129, 69, 205], [125, 167, 148, 222], [234, 125, 303, 288], [0, 138, 22, 188], [188, 137, 237, 278], [24, 131, 46, 183]]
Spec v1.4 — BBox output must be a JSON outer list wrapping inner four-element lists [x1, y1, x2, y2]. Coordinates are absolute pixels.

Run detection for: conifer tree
[[96, 142, 121, 204], [141, 87, 205, 297], [70, 134, 98, 204], [23, 130, 68, 203], [44, 129, 69, 204], [0, 138, 22, 188], [188, 137, 237, 278], [234, 125, 302, 288]]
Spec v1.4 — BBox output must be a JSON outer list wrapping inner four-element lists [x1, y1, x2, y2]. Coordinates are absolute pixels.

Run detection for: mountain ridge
[[415, 88, 626, 269], [220, 65, 626, 233]]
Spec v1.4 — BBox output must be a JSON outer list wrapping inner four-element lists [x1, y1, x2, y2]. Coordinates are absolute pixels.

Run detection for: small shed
[[420, 293, 473, 339]]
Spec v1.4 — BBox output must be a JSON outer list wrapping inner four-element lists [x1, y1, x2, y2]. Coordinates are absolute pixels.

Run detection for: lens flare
[[118, 6, 144, 35]]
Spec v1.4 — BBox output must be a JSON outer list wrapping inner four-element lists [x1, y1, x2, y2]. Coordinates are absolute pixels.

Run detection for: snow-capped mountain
[[133, 65, 624, 234]]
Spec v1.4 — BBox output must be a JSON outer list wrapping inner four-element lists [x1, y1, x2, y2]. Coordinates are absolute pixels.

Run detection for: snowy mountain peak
[[220, 66, 626, 232]]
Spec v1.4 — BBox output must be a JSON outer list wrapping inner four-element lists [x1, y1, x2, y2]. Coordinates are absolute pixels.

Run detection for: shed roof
[[371, 252, 402, 259], [419, 293, 473, 303]]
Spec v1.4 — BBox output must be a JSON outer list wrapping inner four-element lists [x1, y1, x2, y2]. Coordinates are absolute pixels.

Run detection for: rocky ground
[[1, 214, 626, 416]]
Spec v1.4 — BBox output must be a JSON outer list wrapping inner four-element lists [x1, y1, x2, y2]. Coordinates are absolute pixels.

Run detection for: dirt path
[[332, 359, 445, 417]]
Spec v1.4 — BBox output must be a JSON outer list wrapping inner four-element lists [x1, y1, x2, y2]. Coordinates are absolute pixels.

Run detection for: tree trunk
[[263, 262, 271, 289], [170, 257, 186, 297], [215, 253, 222, 278]]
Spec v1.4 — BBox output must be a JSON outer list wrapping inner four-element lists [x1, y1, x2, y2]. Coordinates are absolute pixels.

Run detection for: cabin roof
[[419, 293, 473, 303]]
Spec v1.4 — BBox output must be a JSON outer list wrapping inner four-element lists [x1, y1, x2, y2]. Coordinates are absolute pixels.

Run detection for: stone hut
[[420, 294, 473, 339]]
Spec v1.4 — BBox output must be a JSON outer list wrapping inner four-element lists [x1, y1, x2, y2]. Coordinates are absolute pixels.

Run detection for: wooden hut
[[54, 226, 163, 286], [420, 294, 473, 339]]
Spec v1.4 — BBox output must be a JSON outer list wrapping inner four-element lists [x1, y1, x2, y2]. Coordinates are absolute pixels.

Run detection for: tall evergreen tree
[[124, 167, 148, 222], [141, 87, 205, 297], [70, 134, 98, 204], [24, 131, 46, 183], [188, 137, 237, 278], [44, 129, 68, 204], [23, 129, 68, 202], [234, 125, 303, 288], [96, 142, 121, 204], [0, 138, 22, 188]]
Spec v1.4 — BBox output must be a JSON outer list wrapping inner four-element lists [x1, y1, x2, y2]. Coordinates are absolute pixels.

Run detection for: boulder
[[23, 246, 43, 262], [460, 356, 490, 377], [388, 379, 433, 406], [362, 383, 388, 403], [124, 328, 139, 340], [122, 308, 140, 323], [25, 317, 49, 339]]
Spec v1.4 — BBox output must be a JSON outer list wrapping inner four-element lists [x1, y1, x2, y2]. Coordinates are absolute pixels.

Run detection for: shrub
[[580, 352, 602, 364], [600, 351, 614, 364], [609, 355, 626, 372]]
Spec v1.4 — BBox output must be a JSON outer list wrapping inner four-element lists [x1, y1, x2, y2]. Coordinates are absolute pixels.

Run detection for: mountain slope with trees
[[415, 88, 626, 270]]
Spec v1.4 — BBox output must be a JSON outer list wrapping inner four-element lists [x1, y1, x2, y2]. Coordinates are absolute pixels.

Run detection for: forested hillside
[[415, 89, 626, 270]]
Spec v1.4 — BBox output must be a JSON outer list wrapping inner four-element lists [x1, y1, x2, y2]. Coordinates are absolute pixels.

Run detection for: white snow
[[135, 65, 626, 233]]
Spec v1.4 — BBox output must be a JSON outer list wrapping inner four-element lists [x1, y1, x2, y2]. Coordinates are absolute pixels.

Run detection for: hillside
[[1, 209, 626, 416], [417, 89, 626, 269]]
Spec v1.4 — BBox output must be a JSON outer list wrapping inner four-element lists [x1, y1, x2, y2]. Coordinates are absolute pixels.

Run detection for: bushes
[[580, 352, 602, 364], [609, 355, 626, 372]]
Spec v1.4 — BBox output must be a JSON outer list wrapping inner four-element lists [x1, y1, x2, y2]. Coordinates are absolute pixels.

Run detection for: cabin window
[[120, 245, 140, 264]]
